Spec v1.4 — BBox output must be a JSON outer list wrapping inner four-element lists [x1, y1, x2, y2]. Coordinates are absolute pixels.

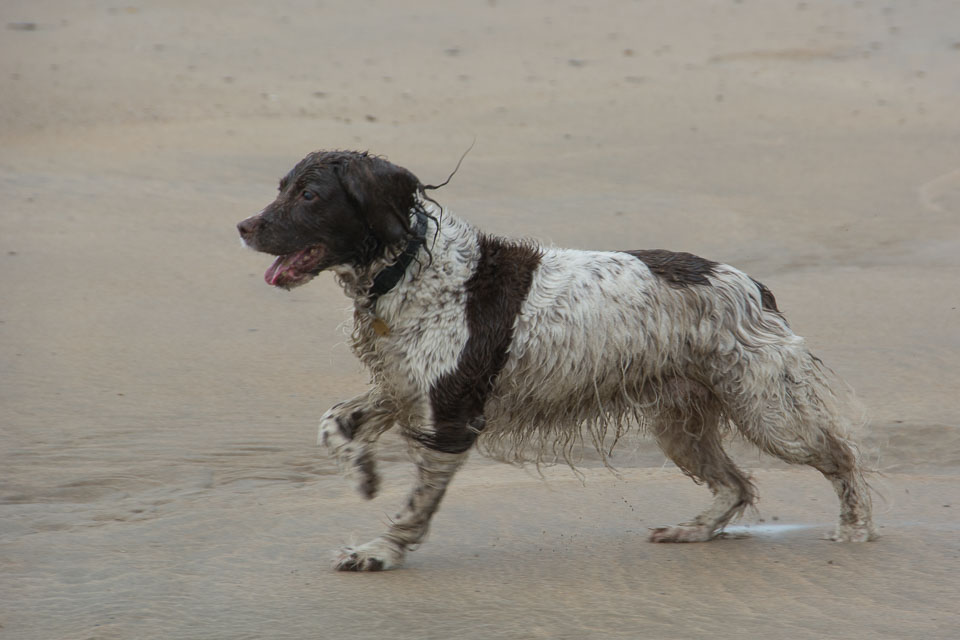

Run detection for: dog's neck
[[332, 207, 434, 309], [366, 208, 431, 308]]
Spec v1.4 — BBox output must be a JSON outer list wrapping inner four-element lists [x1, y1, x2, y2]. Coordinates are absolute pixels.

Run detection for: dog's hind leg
[[334, 446, 467, 571], [723, 350, 876, 542], [318, 389, 396, 499], [649, 379, 756, 543], [816, 433, 875, 542]]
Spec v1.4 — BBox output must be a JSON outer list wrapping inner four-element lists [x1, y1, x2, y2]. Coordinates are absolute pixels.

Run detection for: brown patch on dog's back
[[750, 277, 780, 312], [623, 249, 718, 287]]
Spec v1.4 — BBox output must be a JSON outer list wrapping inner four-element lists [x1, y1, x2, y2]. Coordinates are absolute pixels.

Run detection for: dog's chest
[[354, 268, 476, 400]]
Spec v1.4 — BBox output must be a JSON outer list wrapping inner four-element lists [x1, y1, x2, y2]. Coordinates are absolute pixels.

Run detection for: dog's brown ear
[[338, 155, 419, 247]]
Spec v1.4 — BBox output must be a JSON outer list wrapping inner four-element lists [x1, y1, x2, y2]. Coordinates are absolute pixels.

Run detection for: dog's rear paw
[[334, 538, 405, 571], [648, 524, 717, 543], [825, 522, 877, 542]]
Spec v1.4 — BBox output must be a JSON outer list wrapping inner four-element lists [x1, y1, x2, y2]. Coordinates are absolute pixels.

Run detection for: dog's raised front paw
[[334, 538, 405, 572], [317, 412, 351, 450], [318, 413, 381, 499]]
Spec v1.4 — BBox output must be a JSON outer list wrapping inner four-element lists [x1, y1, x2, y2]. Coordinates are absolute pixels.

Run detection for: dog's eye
[[301, 190, 315, 201]]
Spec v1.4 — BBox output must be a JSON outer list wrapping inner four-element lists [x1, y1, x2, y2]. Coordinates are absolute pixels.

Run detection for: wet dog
[[238, 150, 875, 570]]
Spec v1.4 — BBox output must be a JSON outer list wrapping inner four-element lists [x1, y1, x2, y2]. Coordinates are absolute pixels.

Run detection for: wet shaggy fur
[[237, 150, 876, 571]]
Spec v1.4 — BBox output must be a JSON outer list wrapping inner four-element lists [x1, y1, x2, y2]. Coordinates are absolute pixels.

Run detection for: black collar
[[368, 210, 430, 305]]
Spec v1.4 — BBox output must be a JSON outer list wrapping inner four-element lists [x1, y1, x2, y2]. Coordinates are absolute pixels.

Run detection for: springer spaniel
[[237, 150, 875, 571]]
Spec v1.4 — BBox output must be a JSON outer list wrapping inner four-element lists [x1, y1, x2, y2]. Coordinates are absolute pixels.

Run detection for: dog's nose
[[237, 216, 261, 238]]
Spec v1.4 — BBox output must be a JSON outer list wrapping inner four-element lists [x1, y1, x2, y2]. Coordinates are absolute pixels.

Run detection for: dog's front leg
[[318, 389, 395, 499], [334, 444, 468, 571]]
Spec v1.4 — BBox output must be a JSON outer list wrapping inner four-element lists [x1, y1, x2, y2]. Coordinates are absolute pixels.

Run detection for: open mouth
[[264, 245, 326, 289]]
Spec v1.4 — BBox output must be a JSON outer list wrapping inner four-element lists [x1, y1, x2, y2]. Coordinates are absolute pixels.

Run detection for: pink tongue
[[264, 246, 325, 288], [265, 253, 300, 286]]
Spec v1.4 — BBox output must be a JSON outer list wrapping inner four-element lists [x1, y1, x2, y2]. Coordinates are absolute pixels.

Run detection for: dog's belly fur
[[488, 250, 667, 443], [483, 248, 797, 461]]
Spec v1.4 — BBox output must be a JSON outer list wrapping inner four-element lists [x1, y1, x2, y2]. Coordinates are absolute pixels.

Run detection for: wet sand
[[2, 1, 959, 638]]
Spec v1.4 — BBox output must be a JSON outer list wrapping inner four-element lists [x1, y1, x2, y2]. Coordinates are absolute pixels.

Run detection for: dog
[[237, 150, 876, 571]]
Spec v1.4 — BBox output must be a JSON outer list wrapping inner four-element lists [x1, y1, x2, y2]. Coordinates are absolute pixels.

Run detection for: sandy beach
[[2, 1, 959, 638]]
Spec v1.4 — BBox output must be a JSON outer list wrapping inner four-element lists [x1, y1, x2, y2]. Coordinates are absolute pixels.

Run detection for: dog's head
[[237, 150, 421, 289]]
